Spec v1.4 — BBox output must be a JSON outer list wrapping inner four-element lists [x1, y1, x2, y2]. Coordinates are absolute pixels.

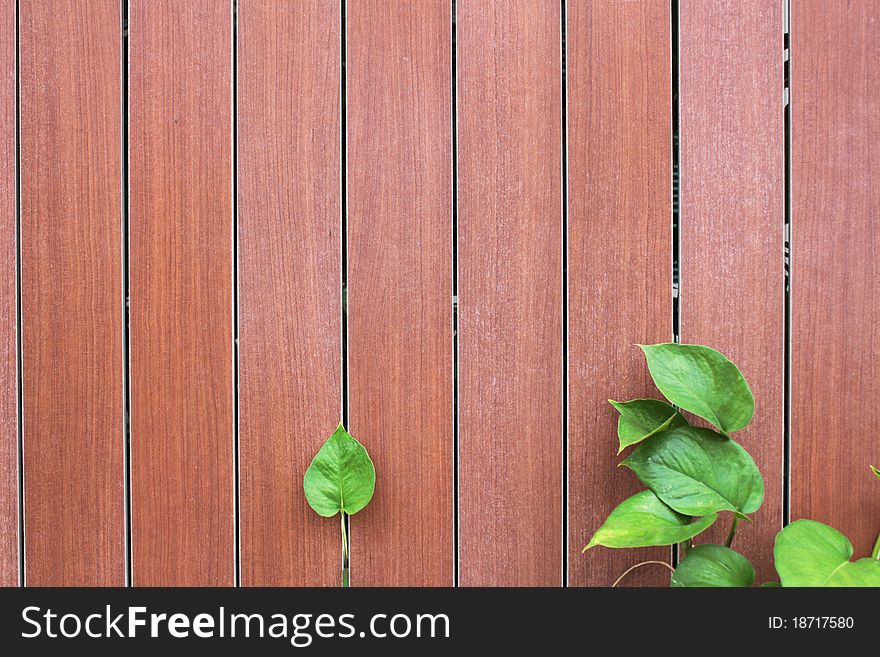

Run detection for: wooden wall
[[0, 0, 875, 586]]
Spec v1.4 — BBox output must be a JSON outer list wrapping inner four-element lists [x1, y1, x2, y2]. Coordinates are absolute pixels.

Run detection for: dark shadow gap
[[670, 0, 681, 569], [340, 0, 350, 586], [340, 1, 349, 438], [232, 0, 241, 588], [121, 0, 132, 588], [671, 0, 680, 348], [14, 0, 24, 588], [560, 0, 569, 588], [451, 0, 460, 588], [782, 0, 792, 527]]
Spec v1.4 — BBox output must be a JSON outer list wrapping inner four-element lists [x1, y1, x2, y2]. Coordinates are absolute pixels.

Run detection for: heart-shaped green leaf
[[609, 399, 688, 453], [303, 423, 376, 517], [671, 545, 755, 587], [639, 343, 754, 435], [774, 520, 880, 587], [621, 425, 764, 517], [584, 490, 717, 550]]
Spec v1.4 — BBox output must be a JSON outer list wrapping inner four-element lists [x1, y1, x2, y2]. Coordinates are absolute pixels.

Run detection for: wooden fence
[[0, 0, 877, 587]]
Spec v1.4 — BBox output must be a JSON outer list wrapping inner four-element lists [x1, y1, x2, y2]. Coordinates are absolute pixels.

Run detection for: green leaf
[[584, 490, 717, 550], [671, 545, 755, 587], [621, 425, 764, 517], [609, 399, 687, 453], [774, 520, 880, 587], [303, 423, 376, 517], [871, 465, 880, 480], [639, 343, 754, 435]]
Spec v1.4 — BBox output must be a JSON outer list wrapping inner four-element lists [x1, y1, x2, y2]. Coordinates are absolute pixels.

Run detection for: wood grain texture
[[129, 0, 233, 586], [20, 0, 124, 585], [679, 0, 784, 581], [791, 0, 880, 556], [567, 0, 672, 587], [347, 0, 453, 586], [0, 0, 17, 587], [457, 0, 562, 586], [238, 0, 340, 586]]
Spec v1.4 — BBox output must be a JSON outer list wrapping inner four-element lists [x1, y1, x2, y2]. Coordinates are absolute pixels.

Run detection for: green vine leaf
[[871, 465, 880, 480], [671, 545, 755, 587], [303, 423, 376, 517], [639, 343, 754, 435], [584, 490, 717, 550], [609, 399, 687, 453], [774, 520, 880, 587], [621, 425, 764, 518]]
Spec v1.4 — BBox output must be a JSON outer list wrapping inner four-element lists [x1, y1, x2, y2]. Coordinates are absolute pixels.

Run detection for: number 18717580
[[769, 616, 854, 630]]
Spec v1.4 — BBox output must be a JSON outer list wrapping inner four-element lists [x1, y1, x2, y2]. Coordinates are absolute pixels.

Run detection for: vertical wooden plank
[[791, 1, 880, 555], [347, 0, 453, 586], [679, 1, 784, 580], [0, 0, 17, 587], [238, 0, 340, 586], [458, 0, 562, 586], [20, 0, 124, 585], [567, 0, 672, 587], [129, 0, 233, 586]]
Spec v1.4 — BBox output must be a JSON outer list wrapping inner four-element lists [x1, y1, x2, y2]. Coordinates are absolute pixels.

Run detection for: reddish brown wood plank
[[458, 0, 562, 586], [347, 0, 453, 586], [679, 0, 784, 581], [567, 0, 672, 587], [0, 0, 17, 587], [791, 1, 880, 556], [238, 0, 340, 586], [20, 0, 124, 585], [129, 0, 233, 586]]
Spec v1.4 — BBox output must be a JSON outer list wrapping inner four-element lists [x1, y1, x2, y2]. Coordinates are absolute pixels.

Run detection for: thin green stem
[[725, 516, 740, 548], [871, 530, 880, 560], [341, 512, 350, 587]]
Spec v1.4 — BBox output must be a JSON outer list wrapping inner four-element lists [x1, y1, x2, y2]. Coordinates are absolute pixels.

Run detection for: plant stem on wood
[[341, 512, 350, 587], [678, 538, 692, 558], [612, 561, 675, 587], [725, 516, 740, 548]]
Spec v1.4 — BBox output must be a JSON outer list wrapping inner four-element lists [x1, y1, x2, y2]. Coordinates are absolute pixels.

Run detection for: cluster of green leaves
[[304, 423, 376, 586], [586, 343, 880, 587], [585, 344, 762, 558]]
